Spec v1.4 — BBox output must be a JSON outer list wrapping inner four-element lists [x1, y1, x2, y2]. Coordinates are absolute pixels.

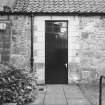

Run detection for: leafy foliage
[[0, 63, 37, 105]]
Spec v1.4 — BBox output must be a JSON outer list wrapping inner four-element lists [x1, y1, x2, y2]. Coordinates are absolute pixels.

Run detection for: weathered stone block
[[81, 32, 89, 39]]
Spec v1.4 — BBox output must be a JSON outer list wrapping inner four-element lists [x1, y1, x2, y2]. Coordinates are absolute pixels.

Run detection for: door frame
[[45, 20, 68, 84]]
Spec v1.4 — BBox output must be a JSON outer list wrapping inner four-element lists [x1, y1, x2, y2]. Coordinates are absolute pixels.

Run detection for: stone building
[[1, 0, 105, 84]]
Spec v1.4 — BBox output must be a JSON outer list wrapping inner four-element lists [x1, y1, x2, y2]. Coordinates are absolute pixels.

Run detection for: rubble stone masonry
[[34, 16, 105, 84], [5, 15, 105, 84], [10, 16, 31, 71]]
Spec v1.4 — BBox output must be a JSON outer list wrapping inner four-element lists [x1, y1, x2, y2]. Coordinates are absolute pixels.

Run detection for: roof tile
[[14, 0, 105, 13]]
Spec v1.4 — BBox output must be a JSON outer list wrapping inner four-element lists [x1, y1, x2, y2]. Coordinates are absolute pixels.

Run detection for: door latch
[[64, 63, 67, 68]]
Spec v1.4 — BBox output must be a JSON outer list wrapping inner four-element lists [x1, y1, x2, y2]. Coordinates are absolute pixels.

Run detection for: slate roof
[[14, 0, 105, 13]]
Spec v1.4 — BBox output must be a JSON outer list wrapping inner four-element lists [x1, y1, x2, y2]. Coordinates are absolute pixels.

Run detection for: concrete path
[[31, 85, 92, 105], [79, 83, 105, 105]]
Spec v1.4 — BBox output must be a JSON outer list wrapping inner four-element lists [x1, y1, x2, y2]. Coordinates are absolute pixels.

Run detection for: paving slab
[[79, 84, 99, 105], [33, 93, 45, 105], [32, 86, 47, 105], [63, 85, 91, 105], [30, 85, 92, 105], [63, 85, 86, 99], [44, 85, 67, 105], [68, 99, 91, 105]]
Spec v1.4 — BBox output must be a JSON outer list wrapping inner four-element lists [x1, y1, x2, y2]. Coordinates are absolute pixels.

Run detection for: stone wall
[[34, 16, 46, 84], [0, 19, 11, 64], [78, 16, 105, 83], [34, 16, 105, 84], [10, 16, 31, 71], [68, 16, 105, 84], [1, 15, 105, 84], [0, 16, 31, 71]]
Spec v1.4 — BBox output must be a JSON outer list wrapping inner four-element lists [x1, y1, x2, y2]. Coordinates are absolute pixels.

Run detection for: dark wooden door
[[45, 21, 68, 84]]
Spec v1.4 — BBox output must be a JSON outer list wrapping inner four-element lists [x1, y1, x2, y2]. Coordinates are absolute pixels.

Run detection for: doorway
[[45, 21, 68, 84]]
